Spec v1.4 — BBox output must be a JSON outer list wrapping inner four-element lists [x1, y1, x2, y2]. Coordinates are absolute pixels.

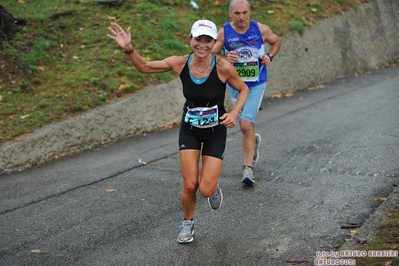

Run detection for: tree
[[0, 5, 21, 48]]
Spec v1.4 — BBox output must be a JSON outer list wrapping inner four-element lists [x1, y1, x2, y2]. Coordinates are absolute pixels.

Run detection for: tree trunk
[[0, 5, 20, 48]]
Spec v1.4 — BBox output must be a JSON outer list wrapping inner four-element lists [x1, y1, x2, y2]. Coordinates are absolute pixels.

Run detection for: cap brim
[[192, 31, 217, 40]]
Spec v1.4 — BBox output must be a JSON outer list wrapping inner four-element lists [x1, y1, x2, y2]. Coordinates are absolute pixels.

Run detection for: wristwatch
[[266, 53, 274, 61]]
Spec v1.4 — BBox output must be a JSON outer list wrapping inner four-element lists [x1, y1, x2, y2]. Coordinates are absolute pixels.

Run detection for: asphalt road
[[1, 64, 398, 266]]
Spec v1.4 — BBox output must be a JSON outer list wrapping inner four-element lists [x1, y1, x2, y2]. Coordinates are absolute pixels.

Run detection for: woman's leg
[[198, 155, 223, 198], [179, 149, 201, 220]]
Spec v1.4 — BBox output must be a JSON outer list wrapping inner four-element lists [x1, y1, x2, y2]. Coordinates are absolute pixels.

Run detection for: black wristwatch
[[266, 53, 274, 61]]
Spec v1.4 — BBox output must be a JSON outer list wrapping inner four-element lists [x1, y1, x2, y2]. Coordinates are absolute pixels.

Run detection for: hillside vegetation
[[0, 0, 371, 142]]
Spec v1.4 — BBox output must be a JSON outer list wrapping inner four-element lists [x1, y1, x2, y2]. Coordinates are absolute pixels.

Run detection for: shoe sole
[[253, 133, 261, 164], [178, 236, 194, 244], [207, 188, 223, 210], [253, 149, 259, 164], [178, 229, 195, 244], [241, 177, 255, 184]]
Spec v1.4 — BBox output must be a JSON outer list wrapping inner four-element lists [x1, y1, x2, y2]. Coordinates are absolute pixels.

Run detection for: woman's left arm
[[218, 60, 249, 128]]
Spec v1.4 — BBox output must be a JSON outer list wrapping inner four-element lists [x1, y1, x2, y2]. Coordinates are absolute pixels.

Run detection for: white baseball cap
[[190, 20, 217, 40]]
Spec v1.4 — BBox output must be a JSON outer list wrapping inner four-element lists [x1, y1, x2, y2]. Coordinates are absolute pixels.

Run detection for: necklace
[[192, 61, 212, 73]]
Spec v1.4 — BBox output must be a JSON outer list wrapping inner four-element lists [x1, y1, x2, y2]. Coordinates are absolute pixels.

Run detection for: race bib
[[233, 61, 259, 82], [184, 105, 219, 128]]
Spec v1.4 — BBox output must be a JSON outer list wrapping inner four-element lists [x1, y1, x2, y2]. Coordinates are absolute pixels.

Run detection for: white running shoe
[[242, 165, 255, 184], [178, 219, 194, 244]]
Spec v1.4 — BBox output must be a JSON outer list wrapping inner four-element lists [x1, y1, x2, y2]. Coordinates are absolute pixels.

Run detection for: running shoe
[[253, 133, 262, 164], [207, 183, 223, 210], [178, 219, 194, 244], [242, 165, 255, 184]]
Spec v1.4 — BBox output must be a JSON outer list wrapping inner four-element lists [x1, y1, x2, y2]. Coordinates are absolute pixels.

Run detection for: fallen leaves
[[308, 84, 325, 90], [271, 92, 295, 98], [350, 228, 358, 236], [30, 249, 41, 253], [214, 0, 223, 6], [390, 244, 398, 250], [118, 83, 131, 91], [161, 122, 179, 130], [118, 77, 132, 91], [271, 93, 283, 98], [373, 196, 387, 202]]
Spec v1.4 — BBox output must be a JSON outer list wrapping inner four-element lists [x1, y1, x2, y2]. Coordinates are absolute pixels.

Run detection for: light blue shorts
[[228, 82, 266, 123]]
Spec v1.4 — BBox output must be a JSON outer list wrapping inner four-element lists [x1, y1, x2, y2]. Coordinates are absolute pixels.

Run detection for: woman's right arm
[[107, 22, 177, 74]]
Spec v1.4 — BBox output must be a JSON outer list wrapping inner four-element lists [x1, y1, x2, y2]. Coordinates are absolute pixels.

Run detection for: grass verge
[[355, 205, 399, 266]]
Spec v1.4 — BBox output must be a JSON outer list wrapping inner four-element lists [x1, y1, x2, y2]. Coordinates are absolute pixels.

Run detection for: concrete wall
[[1, 0, 398, 173], [266, 0, 399, 96]]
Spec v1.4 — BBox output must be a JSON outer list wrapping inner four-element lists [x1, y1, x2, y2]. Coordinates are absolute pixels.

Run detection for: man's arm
[[212, 27, 225, 55], [259, 23, 281, 57], [212, 27, 240, 64], [258, 23, 281, 66]]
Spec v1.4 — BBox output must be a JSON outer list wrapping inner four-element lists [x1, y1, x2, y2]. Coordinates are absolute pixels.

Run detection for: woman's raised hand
[[107, 22, 132, 51]]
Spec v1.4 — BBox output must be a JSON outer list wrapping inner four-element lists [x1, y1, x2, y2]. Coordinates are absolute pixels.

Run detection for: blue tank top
[[223, 20, 267, 88]]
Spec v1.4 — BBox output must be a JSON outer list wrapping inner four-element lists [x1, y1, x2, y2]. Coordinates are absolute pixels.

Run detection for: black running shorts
[[178, 120, 226, 160]]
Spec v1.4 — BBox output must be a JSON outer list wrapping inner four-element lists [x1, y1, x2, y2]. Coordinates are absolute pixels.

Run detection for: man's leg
[[229, 83, 266, 183], [241, 119, 256, 167]]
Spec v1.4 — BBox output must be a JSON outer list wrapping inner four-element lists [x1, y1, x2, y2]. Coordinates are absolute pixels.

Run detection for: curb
[[339, 186, 399, 251]]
